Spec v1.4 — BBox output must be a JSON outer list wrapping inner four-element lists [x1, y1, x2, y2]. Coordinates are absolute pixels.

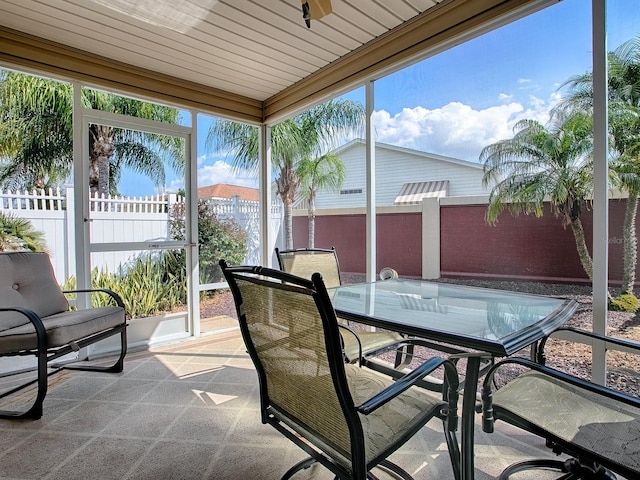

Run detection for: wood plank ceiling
[[0, 0, 547, 123]]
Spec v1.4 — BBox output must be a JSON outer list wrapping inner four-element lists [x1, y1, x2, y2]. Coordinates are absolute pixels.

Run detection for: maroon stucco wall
[[292, 199, 634, 284], [293, 213, 423, 276], [439, 199, 629, 283], [440, 204, 587, 281]]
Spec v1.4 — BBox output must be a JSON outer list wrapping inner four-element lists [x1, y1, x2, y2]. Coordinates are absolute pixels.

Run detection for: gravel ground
[[200, 288, 237, 319], [200, 277, 640, 397]]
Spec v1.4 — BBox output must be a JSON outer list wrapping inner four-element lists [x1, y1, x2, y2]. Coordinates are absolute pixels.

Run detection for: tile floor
[[1, 331, 570, 480]]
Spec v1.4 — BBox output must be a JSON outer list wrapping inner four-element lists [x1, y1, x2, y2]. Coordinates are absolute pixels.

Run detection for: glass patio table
[[328, 278, 578, 480]]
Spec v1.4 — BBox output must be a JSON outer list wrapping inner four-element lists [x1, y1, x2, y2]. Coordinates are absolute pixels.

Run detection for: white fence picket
[[1, 187, 282, 282]]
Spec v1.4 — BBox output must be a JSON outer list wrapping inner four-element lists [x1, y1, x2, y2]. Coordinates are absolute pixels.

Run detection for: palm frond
[[0, 211, 48, 252]]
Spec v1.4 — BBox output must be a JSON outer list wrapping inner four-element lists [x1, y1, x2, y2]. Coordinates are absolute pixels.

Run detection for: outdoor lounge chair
[[481, 327, 640, 480], [220, 260, 461, 480], [274, 247, 411, 366], [0, 251, 127, 419]]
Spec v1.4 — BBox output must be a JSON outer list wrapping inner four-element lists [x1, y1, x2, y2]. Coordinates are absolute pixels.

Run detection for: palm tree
[[0, 212, 48, 252], [481, 111, 595, 279], [557, 36, 640, 294], [207, 99, 364, 248], [609, 105, 640, 294], [0, 73, 72, 190], [298, 153, 346, 248], [0, 71, 183, 196]]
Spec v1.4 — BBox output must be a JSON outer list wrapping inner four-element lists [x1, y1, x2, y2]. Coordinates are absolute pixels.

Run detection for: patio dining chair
[[274, 247, 411, 366], [220, 260, 461, 480], [481, 327, 640, 480]]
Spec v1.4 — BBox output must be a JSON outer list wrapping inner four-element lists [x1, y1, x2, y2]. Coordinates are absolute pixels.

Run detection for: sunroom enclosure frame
[[0, 0, 613, 382]]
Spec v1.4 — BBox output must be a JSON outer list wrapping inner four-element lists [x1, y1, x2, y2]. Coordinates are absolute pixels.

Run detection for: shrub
[[609, 293, 639, 313], [0, 212, 48, 252], [62, 253, 186, 319], [168, 199, 247, 283]]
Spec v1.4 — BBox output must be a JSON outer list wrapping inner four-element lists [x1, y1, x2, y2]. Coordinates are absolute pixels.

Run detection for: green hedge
[[63, 253, 186, 319], [169, 199, 247, 283]]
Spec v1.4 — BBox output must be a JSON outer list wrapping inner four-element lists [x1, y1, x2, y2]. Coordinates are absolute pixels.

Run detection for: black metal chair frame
[[221, 260, 462, 480], [481, 327, 640, 480], [274, 247, 418, 369], [1, 288, 127, 420]]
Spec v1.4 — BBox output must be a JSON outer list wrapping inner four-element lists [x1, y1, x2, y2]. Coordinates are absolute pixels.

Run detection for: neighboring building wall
[[438, 200, 585, 281], [436, 198, 631, 284], [292, 206, 423, 277], [312, 140, 492, 208], [198, 183, 259, 202], [292, 197, 637, 285]]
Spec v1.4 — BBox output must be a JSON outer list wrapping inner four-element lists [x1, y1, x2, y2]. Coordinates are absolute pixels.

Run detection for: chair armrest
[[0, 307, 47, 352], [357, 356, 460, 430], [63, 288, 125, 308], [337, 323, 362, 364], [539, 326, 640, 361], [481, 355, 640, 434]]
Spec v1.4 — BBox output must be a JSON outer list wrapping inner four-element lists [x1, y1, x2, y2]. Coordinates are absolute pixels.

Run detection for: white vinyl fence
[[1, 186, 282, 282], [206, 195, 283, 265]]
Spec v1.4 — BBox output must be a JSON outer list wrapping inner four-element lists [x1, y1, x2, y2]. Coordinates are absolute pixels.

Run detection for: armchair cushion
[[0, 305, 125, 352], [345, 363, 446, 465], [0, 252, 69, 329], [482, 327, 640, 479], [341, 329, 405, 363], [490, 370, 640, 473], [0, 251, 128, 419]]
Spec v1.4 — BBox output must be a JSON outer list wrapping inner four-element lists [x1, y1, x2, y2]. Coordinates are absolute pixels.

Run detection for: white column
[[72, 82, 90, 298], [259, 124, 273, 267], [365, 81, 376, 282], [64, 184, 75, 281], [187, 111, 200, 337], [422, 197, 440, 279], [591, 0, 608, 385]]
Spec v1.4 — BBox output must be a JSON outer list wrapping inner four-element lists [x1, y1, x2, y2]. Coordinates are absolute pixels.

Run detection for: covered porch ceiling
[[0, 0, 553, 124]]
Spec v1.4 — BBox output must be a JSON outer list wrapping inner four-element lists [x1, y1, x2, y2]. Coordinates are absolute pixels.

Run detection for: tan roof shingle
[[197, 183, 259, 202]]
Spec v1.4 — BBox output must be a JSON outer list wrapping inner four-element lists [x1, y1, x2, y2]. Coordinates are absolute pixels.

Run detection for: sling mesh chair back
[[274, 247, 408, 365], [220, 260, 460, 480], [276, 247, 342, 288], [481, 327, 640, 480]]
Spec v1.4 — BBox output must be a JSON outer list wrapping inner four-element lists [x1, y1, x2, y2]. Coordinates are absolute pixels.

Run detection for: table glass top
[[328, 279, 577, 355]]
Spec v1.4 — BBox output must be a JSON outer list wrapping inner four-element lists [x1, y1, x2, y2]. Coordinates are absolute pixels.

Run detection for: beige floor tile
[[1, 331, 610, 480]]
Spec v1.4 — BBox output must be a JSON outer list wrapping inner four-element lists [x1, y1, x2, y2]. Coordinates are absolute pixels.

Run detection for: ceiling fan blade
[[308, 0, 332, 19]]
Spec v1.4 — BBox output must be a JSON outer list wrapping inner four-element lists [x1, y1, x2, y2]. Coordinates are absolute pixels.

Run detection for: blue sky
[[119, 0, 640, 197]]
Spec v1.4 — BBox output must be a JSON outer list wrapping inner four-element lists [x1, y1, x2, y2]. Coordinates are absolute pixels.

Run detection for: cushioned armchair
[[0, 251, 127, 419], [481, 327, 640, 480], [275, 247, 412, 367], [220, 260, 461, 480]]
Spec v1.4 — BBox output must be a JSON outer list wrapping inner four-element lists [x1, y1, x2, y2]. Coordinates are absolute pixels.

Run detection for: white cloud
[[528, 95, 546, 109], [548, 90, 563, 106], [198, 160, 257, 188], [516, 77, 540, 92], [499, 93, 513, 101], [372, 94, 558, 161]]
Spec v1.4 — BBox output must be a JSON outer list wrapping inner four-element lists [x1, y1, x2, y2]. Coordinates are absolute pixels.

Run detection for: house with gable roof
[[197, 183, 259, 202], [309, 139, 493, 209]]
